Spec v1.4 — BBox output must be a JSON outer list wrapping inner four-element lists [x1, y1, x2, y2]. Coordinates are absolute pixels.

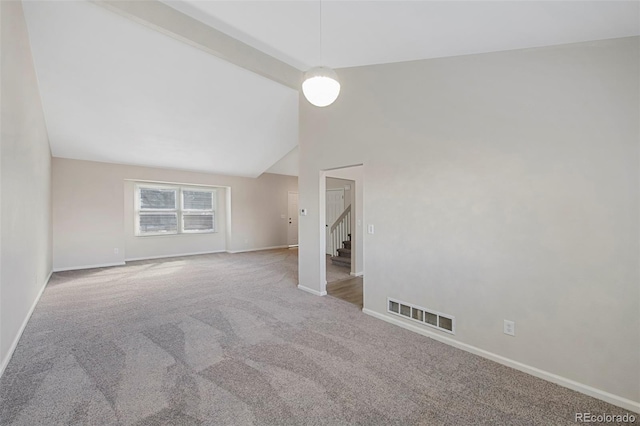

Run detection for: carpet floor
[[0, 249, 632, 425]]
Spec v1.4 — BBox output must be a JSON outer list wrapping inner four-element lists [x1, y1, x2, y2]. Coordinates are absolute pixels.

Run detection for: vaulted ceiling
[[23, 1, 299, 178], [23, 1, 639, 177], [165, 0, 640, 70]]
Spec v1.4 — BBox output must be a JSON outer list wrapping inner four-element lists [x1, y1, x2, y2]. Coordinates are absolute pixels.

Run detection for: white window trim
[[135, 183, 217, 237], [181, 187, 216, 234]]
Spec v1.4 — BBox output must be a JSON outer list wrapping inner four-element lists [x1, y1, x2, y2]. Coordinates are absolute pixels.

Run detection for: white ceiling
[[163, 0, 640, 70], [23, 1, 299, 178], [23, 1, 639, 178], [266, 145, 299, 176]]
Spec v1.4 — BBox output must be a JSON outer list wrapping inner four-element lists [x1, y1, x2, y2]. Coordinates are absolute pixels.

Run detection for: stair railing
[[330, 205, 351, 256]]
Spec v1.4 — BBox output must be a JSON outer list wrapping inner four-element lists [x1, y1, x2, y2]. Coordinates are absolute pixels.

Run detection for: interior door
[[288, 192, 299, 246], [326, 189, 345, 255]]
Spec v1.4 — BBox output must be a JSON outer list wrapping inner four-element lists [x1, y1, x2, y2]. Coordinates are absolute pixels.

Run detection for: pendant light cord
[[319, 0, 323, 65]]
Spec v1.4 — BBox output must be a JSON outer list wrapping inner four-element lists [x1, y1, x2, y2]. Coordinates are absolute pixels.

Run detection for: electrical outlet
[[368, 224, 375, 234], [114, 248, 119, 255], [504, 320, 515, 336]]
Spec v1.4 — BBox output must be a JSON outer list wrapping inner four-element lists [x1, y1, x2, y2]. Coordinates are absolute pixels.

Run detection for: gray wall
[[0, 1, 53, 373], [298, 37, 639, 405], [52, 158, 298, 270]]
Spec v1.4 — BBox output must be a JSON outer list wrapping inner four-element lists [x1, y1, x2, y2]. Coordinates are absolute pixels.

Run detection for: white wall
[[52, 158, 297, 270], [299, 37, 639, 407], [0, 1, 53, 374]]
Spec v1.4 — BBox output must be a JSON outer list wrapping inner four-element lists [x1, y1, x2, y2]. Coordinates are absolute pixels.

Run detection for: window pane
[[139, 213, 177, 233], [183, 190, 213, 210], [183, 214, 214, 232], [140, 188, 176, 210]]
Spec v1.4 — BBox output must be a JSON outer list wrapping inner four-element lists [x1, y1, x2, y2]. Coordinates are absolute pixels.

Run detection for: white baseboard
[[125, 250, 226, 262], [362, 308, 640, 414], [227, 245, 289, 254], [53, 262, 126, 272], [350, 271, 364, 277], [56, 246, 291, 269], [297, 285, 327, 297], [0, 270, 52, 379]]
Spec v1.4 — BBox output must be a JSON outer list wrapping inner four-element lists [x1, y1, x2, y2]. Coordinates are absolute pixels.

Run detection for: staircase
[[329, 204, 352, 268], [331, 239, 351, 268]]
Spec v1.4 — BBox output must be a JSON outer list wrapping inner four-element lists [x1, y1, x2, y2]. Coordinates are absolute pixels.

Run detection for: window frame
[[180, 188, 216, 234], [134, 183, 217, 237]]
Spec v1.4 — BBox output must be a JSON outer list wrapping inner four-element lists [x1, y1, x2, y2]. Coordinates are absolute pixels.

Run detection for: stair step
[[330, 256, 351, 267], [337, 248, 351, 257], [342, 240, 351, 249]]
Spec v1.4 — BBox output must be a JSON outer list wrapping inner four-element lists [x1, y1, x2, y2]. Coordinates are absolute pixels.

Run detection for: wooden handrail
[[330, 204, 351, 233]]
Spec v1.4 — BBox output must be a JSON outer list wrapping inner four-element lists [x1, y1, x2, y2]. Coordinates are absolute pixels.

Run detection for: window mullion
[[179, 187, 183, 234]]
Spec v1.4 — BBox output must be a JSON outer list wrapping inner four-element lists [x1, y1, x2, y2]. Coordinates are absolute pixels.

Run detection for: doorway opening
[[323, 165, 363, 309], [325, 182, 350, 283], [287, 191, 298, 247]]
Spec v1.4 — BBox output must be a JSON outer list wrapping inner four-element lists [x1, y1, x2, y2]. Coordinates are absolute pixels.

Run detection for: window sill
[[135, 231, 217, 237]]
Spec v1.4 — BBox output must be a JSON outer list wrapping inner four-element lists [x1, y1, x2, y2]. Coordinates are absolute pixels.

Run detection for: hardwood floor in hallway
[[326, 276, 363, 309]]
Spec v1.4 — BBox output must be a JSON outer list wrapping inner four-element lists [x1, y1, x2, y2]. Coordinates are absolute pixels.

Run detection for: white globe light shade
[[302, 66, 340, 107]]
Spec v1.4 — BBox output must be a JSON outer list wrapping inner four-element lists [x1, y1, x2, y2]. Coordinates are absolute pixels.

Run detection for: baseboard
[[362, 308, 640, 414], [227, 245, 289, 254], [55, 246, 290, 269], [53, 262, 126, 272], [350, 271, 364, 277], [125, 250, 226, 262], [297, 285, 327, 297], [0, 270, 52, 379]]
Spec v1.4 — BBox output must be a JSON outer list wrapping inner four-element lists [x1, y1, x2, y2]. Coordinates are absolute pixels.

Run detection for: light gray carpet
[[0, 249, 633, 425]]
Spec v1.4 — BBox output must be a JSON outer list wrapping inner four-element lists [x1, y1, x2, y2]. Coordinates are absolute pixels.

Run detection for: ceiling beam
[[92, 0, 303, 90]]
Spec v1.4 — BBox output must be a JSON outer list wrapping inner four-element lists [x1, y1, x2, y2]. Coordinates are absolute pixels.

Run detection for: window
[[182, 189, 215, 233], [135, 184, 216, 236]]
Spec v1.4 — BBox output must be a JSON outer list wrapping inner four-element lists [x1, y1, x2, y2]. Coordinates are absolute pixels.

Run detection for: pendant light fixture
[[302, 0, 340, 107]]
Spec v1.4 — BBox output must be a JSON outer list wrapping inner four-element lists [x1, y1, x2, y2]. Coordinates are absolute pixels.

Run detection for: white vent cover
[[387, 298, 455, 335]]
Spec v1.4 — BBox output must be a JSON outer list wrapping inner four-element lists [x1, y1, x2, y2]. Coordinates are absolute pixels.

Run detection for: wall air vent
[[387, 298, 455, 335]]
